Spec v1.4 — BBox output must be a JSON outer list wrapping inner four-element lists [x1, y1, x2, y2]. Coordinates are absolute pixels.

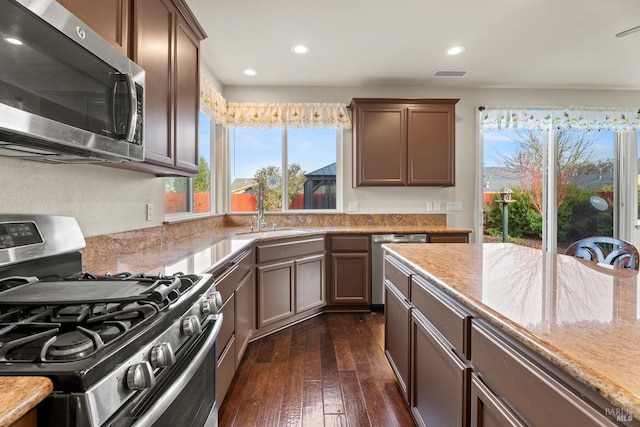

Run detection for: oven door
[[111, 314, 223, 427]]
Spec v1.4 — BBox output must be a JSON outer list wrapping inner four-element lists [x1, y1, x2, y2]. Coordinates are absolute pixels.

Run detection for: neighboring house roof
[[483, 167, 616, 192], [230, 178, 255, 194], [306, 163, 336, 177], [482, 167, 519, 192], [568, 173, 614, 190]]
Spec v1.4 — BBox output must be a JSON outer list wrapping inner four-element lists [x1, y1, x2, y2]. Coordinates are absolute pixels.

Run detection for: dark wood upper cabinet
[[130, 0, 205, 176], [61, 0, 206, 176], [57, 0, 130, 55], [350, 98, 458, 187]]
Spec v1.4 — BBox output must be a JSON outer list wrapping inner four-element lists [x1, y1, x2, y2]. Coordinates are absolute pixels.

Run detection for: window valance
[[200, 76, 227, 125], [199, 75, 351, 129], [225, 102, 351, 129], [479, 106, 640, 132]]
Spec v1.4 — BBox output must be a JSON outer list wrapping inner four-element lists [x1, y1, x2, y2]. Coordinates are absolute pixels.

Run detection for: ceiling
[[185, 0, 640, 90]]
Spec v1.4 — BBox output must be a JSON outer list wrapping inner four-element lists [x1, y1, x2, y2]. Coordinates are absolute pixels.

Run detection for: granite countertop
[[83, 224, 471, 275], [0, 377, 52, 426], [383, 242, 640, 420]]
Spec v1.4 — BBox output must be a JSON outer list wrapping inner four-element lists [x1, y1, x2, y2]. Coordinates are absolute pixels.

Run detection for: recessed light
[[243, 69, 257, 76], [446, 46, 465, 55], [5, 37, 23, 46], [291, 44, 310, 54]]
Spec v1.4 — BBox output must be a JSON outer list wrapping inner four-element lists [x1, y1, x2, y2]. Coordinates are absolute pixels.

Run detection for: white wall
[[0, 157, 164, 237], [2, 84, 638, 239], [224, 85, 640, 241]]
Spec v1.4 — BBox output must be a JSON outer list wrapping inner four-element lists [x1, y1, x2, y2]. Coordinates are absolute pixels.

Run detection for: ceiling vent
[[431, 70, 469, 78]]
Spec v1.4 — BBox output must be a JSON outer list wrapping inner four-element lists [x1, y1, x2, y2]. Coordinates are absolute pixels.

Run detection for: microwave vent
[[431, 70, 469, 78]]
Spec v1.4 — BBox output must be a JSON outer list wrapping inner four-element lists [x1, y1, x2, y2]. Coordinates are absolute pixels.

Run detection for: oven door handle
[[132, 313, 223, 427]]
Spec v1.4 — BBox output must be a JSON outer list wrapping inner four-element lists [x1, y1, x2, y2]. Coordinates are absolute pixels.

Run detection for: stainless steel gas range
[[0, 214, 223, 426]]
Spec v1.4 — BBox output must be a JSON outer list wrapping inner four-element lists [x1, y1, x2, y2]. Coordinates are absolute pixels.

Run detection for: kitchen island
[[383, 242, 639, 426], [0, 377, 52, 426]]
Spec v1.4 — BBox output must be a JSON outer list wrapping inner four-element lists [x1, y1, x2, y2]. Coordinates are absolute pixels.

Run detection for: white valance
[[225, 102, 351, 129], [200, 76, 227, 125], [479, 106, 640, 132]]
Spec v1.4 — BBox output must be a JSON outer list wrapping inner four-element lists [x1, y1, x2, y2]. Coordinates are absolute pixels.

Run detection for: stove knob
[[150, 342, 176, 368], [208, 291, 223, 311], [126, 362, 156, 391], [201, 299, 217, 315], [182, 315, 202, 336]]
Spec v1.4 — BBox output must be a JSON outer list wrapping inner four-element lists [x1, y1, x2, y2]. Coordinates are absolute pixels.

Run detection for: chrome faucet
[[257, 182, 265, 231]]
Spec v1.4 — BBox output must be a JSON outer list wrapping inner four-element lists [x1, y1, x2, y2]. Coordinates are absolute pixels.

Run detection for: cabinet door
[[407, 104, 456, 186], [257, 260, 294, 328], [353, 104, 406, 186], [296, 253, 326, 313], [174, 12, 200, 174], [133, 0, 174, 168], [384, 280, 411, 402], [235, 271, 254, 365], [329, 252, 370, 305], [411, 310, 468, 427], [470, 374, 524, 427], [427, 233, 469, 243], [57, 0, 130, 54]]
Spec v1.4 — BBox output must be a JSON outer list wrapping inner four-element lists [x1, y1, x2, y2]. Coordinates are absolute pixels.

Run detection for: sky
[[483, 130, 618, 168], [228, 127, 336, 180]]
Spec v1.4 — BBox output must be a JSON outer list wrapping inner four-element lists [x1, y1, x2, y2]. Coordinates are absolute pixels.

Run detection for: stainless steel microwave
[[0, 0, 145, 163]]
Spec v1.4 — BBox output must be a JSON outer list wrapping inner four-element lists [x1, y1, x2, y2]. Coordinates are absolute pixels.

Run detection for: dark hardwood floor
[[219, 312, 417, 427]]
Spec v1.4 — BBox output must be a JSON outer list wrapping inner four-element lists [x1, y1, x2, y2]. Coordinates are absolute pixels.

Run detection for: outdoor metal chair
[[563, 236, 639, 270]]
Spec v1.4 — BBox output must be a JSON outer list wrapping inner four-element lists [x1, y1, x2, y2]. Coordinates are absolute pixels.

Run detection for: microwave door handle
[[131, 313, 223, 427], [124, 73, 138, 142]]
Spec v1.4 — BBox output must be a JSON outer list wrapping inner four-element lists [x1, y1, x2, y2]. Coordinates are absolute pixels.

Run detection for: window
[[165, 111, 213, 216], [228, 127, 337, 212], [481, 126, 637, 252]]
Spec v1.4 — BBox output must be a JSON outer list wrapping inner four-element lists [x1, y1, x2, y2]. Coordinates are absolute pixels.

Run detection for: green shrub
[[485, 188, 542, 239], [557, 185, 612, 243]]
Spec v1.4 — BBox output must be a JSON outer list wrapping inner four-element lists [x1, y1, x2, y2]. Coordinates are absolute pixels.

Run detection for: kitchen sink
[[233, 228, 314, 239]]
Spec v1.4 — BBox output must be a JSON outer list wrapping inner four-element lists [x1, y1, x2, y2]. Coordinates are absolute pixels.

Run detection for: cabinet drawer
[[257, 237, 324, 264], [427, 233, 469, 243], [411, 275, 470, 359], [470, 373, 525, 427], [214, 249, 253, 303], [384, 255, 412, 299], [329, 235, 369, 252], [471, 322, 617, 427], [217, 294, 235, 358], [216, 335, 236, 405]]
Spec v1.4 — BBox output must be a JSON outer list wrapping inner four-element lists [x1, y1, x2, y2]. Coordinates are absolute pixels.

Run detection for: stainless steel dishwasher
[[371, 233, 427, 310]]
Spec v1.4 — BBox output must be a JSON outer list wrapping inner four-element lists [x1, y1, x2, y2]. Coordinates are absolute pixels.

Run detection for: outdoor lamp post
[[494, 188, 515, 243]]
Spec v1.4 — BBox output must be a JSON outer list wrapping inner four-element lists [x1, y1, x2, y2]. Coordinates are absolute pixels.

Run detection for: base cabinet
[[384, 252, 633, 427], [257, 260, 295, 328], [411, 310, 469, 427], [384, 257, 412, 401], [296, 254, 326, 312], [384, 282, 411, 400], [235, 271, 254, 366], [470, 374, 524, 427], [211, 249, 253, 404], [328, 235, 371, 307], [255, 237, 326, 332], [426, 233, 469, 243], [471, 322, 619, 427]]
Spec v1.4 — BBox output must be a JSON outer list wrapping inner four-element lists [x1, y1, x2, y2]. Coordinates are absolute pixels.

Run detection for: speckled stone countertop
[[383, 242, 640, 420], [82, 213, 471, 275], [0, 377, 52, 426]]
